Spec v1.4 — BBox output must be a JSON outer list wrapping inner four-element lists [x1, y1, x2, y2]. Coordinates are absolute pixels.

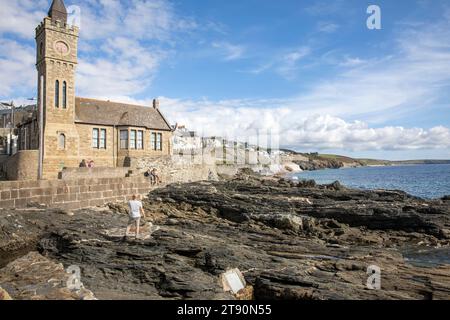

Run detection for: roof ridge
[[75, 97, 172, 131], [75, 96, 151, 108]]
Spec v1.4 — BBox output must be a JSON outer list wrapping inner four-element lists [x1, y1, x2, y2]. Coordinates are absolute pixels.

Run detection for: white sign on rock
[[221, 268, 246, 294]]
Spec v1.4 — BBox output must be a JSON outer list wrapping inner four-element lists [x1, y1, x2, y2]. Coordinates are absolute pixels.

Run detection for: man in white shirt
[[125, 194, 146, 239]]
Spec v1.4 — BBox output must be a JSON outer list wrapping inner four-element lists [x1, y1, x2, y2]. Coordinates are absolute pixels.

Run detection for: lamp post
[[10, 101, 15, 155], [38, 75, 44, 180]]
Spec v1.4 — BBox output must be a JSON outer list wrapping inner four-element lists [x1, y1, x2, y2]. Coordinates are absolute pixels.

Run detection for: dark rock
[[297, 180, 317, 188], [217, 205, 250, 223], [325, 181, 345, 191]]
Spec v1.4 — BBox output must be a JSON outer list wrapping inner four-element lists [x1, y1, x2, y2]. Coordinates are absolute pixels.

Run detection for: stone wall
[[59, 167, 131, 180], [129, 154, 218, 183], [0, 156, 219, 211], [3, 150, 39, 181], [0, 176, 153, 211]]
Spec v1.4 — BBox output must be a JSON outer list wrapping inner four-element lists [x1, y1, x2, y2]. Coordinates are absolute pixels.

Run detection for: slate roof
[[48, 0, 67, 23], [74, 97, 172, 131]]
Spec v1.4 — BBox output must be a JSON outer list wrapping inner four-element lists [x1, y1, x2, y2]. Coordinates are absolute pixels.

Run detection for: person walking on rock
[[125, 195, 146, 240]]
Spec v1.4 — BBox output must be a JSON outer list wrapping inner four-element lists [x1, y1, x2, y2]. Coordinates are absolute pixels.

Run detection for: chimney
[[153, 98, 160, 109]]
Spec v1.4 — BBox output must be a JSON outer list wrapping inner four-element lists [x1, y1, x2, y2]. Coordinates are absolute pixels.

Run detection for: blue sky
[[1, 0, 450, 159]]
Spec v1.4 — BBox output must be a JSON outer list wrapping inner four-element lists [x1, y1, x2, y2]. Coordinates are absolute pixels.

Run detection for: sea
[[292, 164, 450, 200], [292, 163, 450, 267]]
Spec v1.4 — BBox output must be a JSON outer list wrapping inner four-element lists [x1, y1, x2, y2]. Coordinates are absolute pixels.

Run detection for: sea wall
[[0, 176, 153, 211], [59, 167, 131, 180], [3, 150, 39, 181], [129, 154, 218, 182], [0, 156, 218, 211]]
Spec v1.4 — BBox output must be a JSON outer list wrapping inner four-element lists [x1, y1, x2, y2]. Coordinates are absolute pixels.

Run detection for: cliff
[[281, 152, 363, 171]]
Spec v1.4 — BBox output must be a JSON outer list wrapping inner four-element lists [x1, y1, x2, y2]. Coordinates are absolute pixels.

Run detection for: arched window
[[62, 81, 67, 109], [40, 42, 44, 56], [58, 133, 66, 150], [55, 80, 60, 108]]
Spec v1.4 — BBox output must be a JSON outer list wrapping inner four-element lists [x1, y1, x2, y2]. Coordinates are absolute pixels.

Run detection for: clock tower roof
[[48, 0, 67, 23]]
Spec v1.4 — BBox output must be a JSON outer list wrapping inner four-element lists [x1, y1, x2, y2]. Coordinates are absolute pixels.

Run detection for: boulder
[[0, 286, 12, 300], [297, 179, 317, 188], [325, 181, 345, 191], [260, 214, 304, 232], [283, 162, 302, 173]]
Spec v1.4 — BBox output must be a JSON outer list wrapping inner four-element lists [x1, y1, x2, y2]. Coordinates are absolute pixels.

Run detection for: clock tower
[[35, 0, 80, 178], [36, 0, 78, 123]]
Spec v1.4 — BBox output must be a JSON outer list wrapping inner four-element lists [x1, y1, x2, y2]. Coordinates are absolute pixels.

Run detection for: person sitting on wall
[[144, 169, 155, 185], [151, 168, 162, 185], [88, 160, 95, 168], [79, 159, 87, 168]]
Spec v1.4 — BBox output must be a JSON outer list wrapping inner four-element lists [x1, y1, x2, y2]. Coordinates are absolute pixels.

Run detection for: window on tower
[[55, 80, 60, 108], [62, 81, 67, 109], [58, 133, 66, 150]]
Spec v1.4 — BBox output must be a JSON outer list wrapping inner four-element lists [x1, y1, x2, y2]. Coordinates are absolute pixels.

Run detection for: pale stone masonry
[[0, 176, 154, 211], [0, 160, 217, 210], [16, 0, 173, 180]]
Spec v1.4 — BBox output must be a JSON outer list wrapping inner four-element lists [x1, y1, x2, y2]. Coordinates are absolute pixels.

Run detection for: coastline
[[287, 163, 450, 200], [1, 170, 449, 300]]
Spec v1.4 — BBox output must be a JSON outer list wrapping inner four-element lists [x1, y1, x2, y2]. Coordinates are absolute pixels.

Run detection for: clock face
[[54, 41, 69, 55]]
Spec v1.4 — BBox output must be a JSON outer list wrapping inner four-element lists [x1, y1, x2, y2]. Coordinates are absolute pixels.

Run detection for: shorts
[[128, 216, 140, 225]]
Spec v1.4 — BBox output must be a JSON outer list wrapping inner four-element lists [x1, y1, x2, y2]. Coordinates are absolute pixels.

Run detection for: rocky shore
[[1, 172, 449, 300]]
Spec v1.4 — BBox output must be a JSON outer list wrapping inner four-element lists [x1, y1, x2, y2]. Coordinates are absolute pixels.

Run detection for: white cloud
[[338, 57, 367, 67], [0, 0, 47, 38], [0, 0, 196, 100], [247, 46, 311, 78], [283, 15, 450, 122], [274, 47, 311, 79], [72, 0, 196, 98], [212, 41, 245, 61], [157, 97, 450, 152], [77, 0, 196, 41], [283, 115, 450, 151], [317, 21, 339, 33], [0, 39, 35, 97], [76, 37, 167, 99], [157, 15, 450, 153]]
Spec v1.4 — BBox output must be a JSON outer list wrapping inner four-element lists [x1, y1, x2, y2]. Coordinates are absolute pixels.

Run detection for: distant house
[[16, 0, 173, 179], [172, 125, 203, 153], [0, 104, 36, 155]]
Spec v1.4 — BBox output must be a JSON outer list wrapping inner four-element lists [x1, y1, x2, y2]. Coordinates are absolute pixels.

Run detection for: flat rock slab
[[102, 223, 161, 240], [0, 252, 96, 300]]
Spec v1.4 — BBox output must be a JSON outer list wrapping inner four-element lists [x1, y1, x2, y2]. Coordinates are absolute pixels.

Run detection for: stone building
[[0, 103, 36, 155], [17, 0, 173, 180]]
